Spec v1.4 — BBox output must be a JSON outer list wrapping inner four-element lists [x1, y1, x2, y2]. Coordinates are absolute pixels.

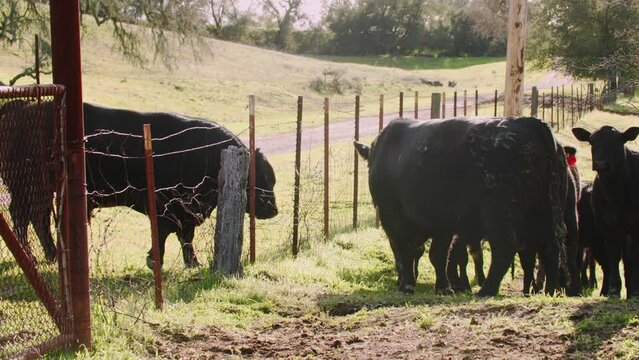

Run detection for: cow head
[[354, 141, 370, 161], [573, 126, 639, 174], [252, 149, 278, 219]]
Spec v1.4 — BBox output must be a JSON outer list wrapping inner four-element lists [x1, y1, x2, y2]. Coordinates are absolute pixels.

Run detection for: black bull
[[355, 117, 568, 296], [0, 101, 278, 267]]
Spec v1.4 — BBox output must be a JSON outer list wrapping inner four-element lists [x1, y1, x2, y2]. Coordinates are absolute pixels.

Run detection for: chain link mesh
[[0, 85, 70, 358]]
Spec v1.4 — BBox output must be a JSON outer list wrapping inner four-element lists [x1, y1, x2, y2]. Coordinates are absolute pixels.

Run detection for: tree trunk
[[212, 146, 249, 278]]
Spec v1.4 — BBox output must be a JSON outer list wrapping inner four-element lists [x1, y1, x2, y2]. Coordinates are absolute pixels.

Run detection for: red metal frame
[[144, 125, 164, 310], [50, 1, 92, 349]]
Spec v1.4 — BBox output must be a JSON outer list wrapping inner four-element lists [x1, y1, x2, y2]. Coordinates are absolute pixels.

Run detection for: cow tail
[[542, 122, 568, 280]]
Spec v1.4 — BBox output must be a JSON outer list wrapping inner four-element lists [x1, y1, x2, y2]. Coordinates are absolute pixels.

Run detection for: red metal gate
[[0, 85, 74, 358]]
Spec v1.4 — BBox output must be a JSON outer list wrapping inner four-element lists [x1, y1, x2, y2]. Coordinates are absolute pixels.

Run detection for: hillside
[[0, 21, 551, 135]]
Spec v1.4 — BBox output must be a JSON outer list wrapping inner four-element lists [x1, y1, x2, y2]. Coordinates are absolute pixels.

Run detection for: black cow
[[533, 145, 582, 296], [84, 103, 278, 268], [577, 183, 608, 294], [355, 117, 568, 296], [0, 100, 59, 262], [573, 126, 639, 298], [446, 234, 485, 292]]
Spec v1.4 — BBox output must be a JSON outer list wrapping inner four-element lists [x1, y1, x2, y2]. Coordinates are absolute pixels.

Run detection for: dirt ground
[[154, 278, 639, 360]]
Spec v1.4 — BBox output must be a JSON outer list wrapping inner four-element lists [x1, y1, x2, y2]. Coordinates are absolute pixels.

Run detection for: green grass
[[310, 55, 506, 70]]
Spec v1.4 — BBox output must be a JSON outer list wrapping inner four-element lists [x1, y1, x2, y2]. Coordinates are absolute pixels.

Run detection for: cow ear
[[623, 127, 639, 142], [563, 146, 577, 156], [572, 128, 591, 142], [354, 141, 370, 161]]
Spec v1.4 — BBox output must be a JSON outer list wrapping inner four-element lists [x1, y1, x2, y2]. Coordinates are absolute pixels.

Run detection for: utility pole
[[504, 0, 528, 116]]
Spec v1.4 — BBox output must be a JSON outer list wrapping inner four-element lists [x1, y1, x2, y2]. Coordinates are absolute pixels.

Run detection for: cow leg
[[519, 248, 536, 296], [476, 216, 516, 297], [587, 252, 598, 289], [563, 208, 582, 296], [146, 227, 170, 270], [468, 238, 485, 287], [9, 199, 34, 260], [380, 214, 423, 294], [623, 237, 639, 299], [446, 235, 466, 292], [33, 209, 57, 262], [604, 237, 623, 298], [178, 225, 200, 268], [430, 233, 454, 295]]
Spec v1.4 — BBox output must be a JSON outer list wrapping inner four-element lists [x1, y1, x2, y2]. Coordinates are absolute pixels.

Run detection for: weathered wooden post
[[503, 0, 528, 116], [431, 93, 442, 119], [442, 92, 447, 118], [212, 146, 249, 277], [143, 125, 163, 310], [531, 86, 538, 117]]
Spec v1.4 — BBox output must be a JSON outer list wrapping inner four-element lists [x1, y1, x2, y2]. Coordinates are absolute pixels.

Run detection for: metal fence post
[[353, 95, 360, 230], [292, 96, 303, 256], [248, 95, 256, 263], [143, 125, 163, 310], [324, 98, 330, 240]]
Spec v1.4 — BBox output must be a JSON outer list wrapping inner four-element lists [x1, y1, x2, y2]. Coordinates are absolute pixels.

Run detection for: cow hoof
[[436, 286, 455, 296], [399, 284, 415, 294], [185, 260, 201, 268], [475, 289, 497, 298], [146, 256, 163, 270]]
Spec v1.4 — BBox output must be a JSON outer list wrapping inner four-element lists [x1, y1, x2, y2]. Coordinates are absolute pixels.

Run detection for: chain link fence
[[0, 85, 73, 358]]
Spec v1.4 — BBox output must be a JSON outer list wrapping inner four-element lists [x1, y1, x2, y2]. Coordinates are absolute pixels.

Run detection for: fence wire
[[0, 86, 71, 358]]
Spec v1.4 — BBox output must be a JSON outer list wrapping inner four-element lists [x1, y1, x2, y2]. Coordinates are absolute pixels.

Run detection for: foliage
[[528, 0, 639, 89], [259, 0, 305, 51]]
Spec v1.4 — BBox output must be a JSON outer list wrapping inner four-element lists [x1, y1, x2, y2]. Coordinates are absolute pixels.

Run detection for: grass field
[[310, 55, 506, 70], [43, 109, 637, 359]]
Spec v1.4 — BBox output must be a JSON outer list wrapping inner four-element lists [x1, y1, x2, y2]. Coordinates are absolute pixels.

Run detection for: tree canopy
[[528, 0, 639, 91]]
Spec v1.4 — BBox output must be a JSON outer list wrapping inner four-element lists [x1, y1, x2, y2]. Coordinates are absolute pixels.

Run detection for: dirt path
[[246, 72, 573, 155]]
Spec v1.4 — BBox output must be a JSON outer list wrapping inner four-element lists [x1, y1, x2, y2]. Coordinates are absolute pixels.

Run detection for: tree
[[260, 0, 305, 50], [1, 0, 209, 85], [209, 0, 239, 35], [528, 0, 639, 94]]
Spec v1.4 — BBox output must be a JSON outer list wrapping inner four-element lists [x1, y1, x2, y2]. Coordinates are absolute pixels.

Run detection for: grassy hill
[[1, 21, 549, 135]]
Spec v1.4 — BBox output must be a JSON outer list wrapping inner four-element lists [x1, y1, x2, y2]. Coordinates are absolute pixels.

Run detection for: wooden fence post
[[431, 93, 441, 119], [292, 96, 303, 256], [414, 91, 419, 119], [399, 92, 404, 118], [212, 146, 249, 277], [494, 90, 498, 116], [531, 86, 538, 117], [442, 92, 446, 118], [542, 93, 545, 121], [463, 90, 467, 116], [588, 83, 594, 111], [453, 91, 458, 117], [324, 98, 330, 241], [550, 87, 554, 128], [379, 94, 384, 131], [475, 89, 479, 116]]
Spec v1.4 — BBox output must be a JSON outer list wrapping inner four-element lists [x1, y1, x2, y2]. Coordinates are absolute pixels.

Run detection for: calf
[[577, 183, 608, 294], [573, 126, 639, 298]]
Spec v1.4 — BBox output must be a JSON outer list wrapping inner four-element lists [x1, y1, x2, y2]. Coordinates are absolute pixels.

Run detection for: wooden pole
[[414, 91, 419, 119], [431, 93, 442, 119], [531, 86, 538, 117], [542, 93, 545, 121], [379, 94, 384, 131], [463, 90, 467, 116], [550, 87, 554, 128], [399, 92, 404, 118], [292, 96, 302, 256], [503, 0, 528, 116], [143, 125, 163, 310], [248, 96, 256, 263], [324, 98, 330, 240], [453, 91, 457, 117], [35, 34, 41, 85], [494, 90, 498, 116], [442, 92, 446, 118], [475, 89, 479, 116], [571, 85, 575, 126], [212, 146, 249, 277]]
